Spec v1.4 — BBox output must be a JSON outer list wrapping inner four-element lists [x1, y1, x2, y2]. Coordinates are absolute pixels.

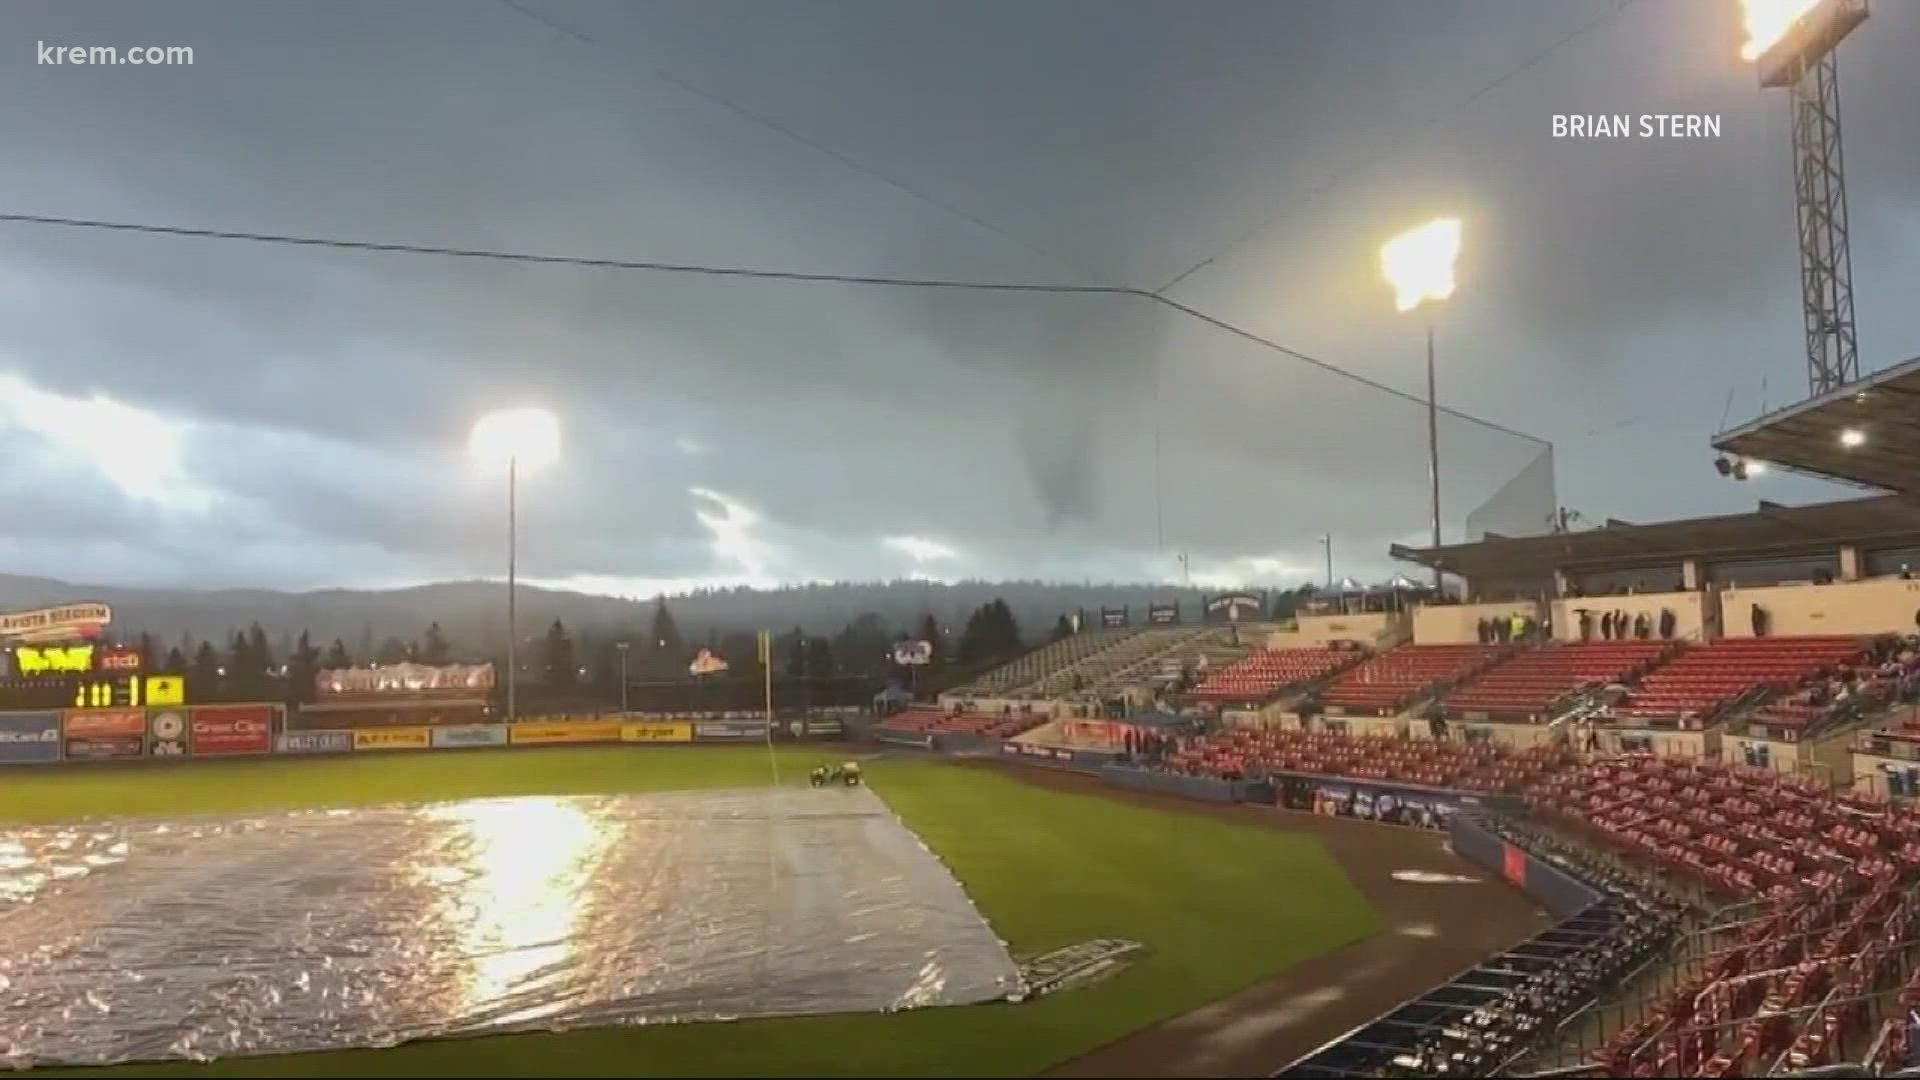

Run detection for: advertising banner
[[891, 640, 933, 666], [0, 711, 62, 764], [1276, 776, 1464, 832], [353, 726, 430, 751], [15, 644, 95, 675], [695, 721, 762, 741], [316, 661, 494, 698], [64, 709, 147, 761], [620, 722, 692, 743], [278, 729, 354, 755], [430, 724, 510, 749], [1100, 606, 1127, 628], [1503, 842, 1529, 889], [509, 721, 621, 745], [0, 602, 111, 643], [1204, 592, 1267, 623], [147, 709, 187, 757], [189, 705, 273, 756], [1147, 603, 1179, 625]]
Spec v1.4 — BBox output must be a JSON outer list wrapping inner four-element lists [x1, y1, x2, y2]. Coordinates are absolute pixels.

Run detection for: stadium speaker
[[1714, 455, 1732, 477]]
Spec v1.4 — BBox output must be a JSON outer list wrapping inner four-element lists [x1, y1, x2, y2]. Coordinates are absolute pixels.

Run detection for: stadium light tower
[[468, 407, 561, 725], [1743, 0, 1869, 396], [1380, 217, 1462, 592]]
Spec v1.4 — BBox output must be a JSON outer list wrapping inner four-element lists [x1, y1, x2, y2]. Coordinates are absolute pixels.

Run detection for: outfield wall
[[0, 706, 845, 767]]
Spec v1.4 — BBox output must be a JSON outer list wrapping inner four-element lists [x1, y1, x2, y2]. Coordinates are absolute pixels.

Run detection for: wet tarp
[[0, 787, 1020, 1068]]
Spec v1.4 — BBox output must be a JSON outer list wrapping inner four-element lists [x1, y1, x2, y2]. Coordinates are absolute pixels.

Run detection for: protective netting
[[1466, 443, 1558, 542], [0, 788, 1020, 1069]]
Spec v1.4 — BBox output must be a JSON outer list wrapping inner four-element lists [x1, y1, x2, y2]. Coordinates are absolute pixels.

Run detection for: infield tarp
[[0, 787, 1020, 1068]]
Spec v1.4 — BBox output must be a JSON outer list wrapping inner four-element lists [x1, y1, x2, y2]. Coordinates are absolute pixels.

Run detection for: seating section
[[1025, 626, 1207, 699], [1613, 636, 1866, 722], [1159, 729, 1920, 1076], [1319, 644, 1504, 715], [1188, 647, 1356, 702], [956, 628, 1139, 697], [1168, 727, 1570, 793], [877, 707, 1043, 740], [1442, 641, 1670, 719]]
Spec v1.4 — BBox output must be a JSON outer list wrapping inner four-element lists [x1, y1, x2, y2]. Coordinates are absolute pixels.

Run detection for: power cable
[[0, 210, 1549, 447]]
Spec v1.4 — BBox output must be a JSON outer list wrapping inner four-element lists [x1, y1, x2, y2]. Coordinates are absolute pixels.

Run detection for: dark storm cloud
[[0, 0, 1915, 593]]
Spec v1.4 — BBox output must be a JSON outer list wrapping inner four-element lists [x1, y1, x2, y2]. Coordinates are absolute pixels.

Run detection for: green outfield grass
[[11, 748, 1382, 1078]]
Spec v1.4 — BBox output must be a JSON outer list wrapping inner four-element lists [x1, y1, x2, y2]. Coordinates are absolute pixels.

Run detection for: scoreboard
[[0, 673, 188, 710], [73, 674, 186, 709]]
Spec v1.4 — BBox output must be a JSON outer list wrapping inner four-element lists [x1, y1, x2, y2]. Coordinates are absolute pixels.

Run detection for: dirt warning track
[[975, 762, 1552, 1078]]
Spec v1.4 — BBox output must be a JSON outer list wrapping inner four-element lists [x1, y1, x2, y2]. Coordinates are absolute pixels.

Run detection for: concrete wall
[[1269, 611, 1409, 649], [1474, 722, 1559, 751], [1721, 577, 1920, 638], [1550, 589, 1718, 643], [1413, 600, 1545, 645], [1721, 731, 1802, 773], [1448, 815, 1600, 919], [1597, 726, 1718, 759]]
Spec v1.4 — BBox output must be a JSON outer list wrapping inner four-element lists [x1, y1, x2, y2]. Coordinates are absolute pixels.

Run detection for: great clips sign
[[189, 705, 272, 756]]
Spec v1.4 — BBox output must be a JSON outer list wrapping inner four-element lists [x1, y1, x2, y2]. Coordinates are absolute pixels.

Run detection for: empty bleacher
[[1023, 626, 1203, 699], [1611, 636, 1867, 723], [1319, 643, 1505, 715], [1442, 641, 1671, 720], [877, 707, 1044, 741], [954, 628, 1139, 698], [1188, 646, 1358, 702]]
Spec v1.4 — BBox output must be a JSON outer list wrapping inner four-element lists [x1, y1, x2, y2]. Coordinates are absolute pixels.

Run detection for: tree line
[[120, 595, 1060, 704]]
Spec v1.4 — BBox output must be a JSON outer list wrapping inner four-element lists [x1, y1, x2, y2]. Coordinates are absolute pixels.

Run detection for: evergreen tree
[[136, 631, 158, 670], [246, 622, 274, 673], [805, 635, 835, 678], [916, 613, 943, 667], [544, 619, 577, 686], [190, 640, 221, 685], [287, 630, 320, 704], [646, 597, 686, 674], [1051, 614, 1074, 642], [421, 621, 452, 664], [375, 636, 410, 665], [323, 639, 352, 669], [163, 645, 186, 672], [832, 613, 892, 677]]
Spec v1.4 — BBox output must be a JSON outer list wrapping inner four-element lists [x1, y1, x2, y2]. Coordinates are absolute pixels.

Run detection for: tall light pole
[[1381, 217, 1463, 594], [469, 407, 560, 724], [1319, 533, 1333, 592], [616, 640, 631, 714]]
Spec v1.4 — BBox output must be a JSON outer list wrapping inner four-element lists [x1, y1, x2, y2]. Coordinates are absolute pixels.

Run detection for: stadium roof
[[1391, 495, 1920, 580], [1713, 354, 1920, 494]]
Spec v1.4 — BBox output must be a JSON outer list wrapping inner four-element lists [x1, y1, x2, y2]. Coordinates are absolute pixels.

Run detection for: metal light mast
[[1749, 0, 1869, 396]]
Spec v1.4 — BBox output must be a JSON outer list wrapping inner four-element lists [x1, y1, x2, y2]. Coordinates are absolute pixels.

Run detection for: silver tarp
[[0, 787, 1020, 1068]]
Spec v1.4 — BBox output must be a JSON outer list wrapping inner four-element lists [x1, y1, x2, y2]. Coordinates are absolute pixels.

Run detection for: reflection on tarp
[[0, 788, 1020, 1068]]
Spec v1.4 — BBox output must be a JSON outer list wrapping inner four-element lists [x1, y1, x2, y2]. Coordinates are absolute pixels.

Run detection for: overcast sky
[[0, 0, 1916, 597]]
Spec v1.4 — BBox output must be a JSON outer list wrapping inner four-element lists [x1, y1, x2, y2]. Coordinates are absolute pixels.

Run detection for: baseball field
[[4, 747, 1382, 1077]]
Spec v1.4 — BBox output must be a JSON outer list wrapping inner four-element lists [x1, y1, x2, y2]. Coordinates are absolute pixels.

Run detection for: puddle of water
[[1391, 870, 1482, 884]]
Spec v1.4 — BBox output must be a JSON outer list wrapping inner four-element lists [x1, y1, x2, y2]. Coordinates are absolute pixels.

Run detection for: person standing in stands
[[1577, 609, 1594, 642], [1658, 608, 1676, 640], [1632, 612, 1650, 640], [1599, 611, 1614, 640], [1751, 603, 1768, 637]]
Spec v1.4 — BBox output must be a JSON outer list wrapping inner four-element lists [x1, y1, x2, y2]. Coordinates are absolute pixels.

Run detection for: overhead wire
[[0, 210, 1548, 447]]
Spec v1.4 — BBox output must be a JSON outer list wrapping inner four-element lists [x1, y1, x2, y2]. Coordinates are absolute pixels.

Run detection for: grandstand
[[1608, 636, 1869, 725], [1440, 640, 1670, 722], [951, 627, 1140, 698], [1318, 643, 1505, 716], [952, 623, 1274, 703], [1187, 646, 1360, 704], [876, 705, 1046, 743]]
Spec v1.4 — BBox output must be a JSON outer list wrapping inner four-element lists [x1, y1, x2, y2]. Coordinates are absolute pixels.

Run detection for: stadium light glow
[[1745, 459, 1769, 475], [1741, 0, 1824, 61], [1380, 218, 1462, 314], [468, 407, 561, 471], [1839, 427, 1866, 448]]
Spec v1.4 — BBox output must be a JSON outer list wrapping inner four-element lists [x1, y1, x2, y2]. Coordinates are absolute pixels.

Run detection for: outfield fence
[[0, 705, 846, 766]]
